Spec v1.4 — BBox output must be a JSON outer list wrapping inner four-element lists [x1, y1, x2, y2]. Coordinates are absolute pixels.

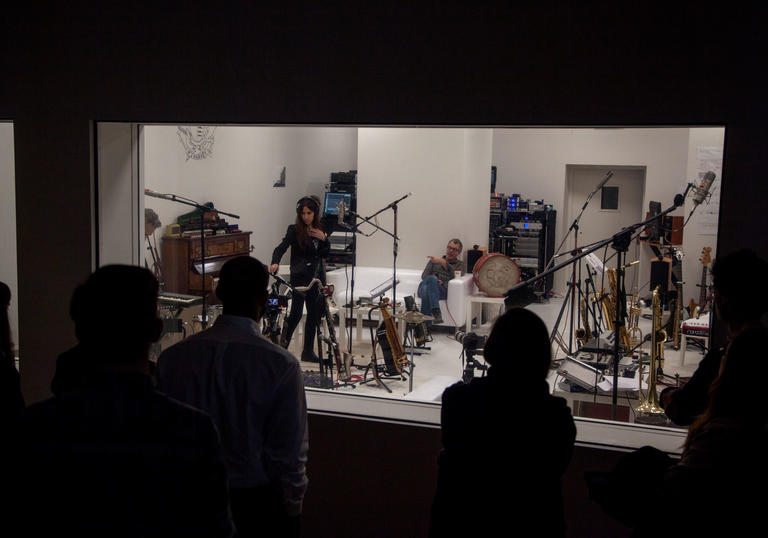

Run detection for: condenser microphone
[[144, 188, 173, 200], [337, 199, 346, 225], [691, 171, 716, 206], [586, 171, 613, 202], [388, 191, 413, 208], [597, 170, 614, 191]]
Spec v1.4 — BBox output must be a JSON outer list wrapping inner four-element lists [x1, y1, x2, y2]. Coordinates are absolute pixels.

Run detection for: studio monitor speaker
[[650, 258, 672, 296], [466, 246, 486, 273]]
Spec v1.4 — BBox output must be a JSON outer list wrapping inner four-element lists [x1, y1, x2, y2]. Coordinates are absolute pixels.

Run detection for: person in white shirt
[[158, 256, 308, 538]]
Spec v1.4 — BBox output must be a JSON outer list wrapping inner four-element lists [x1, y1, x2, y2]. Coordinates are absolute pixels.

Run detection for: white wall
[[683, 127, 725, 308], [0, 122, 18, 351], [491, 128, 696, 297], [356, 128, 491, 270], [134, 125, 721, 306], [98, 123, 140, 266], [142, 126, 358, 265]]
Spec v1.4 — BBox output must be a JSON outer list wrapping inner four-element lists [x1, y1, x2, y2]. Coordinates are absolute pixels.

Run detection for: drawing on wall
[[696, 146, 722, 235], [177, 126, 216, 161], [274, 166, 286, 187]]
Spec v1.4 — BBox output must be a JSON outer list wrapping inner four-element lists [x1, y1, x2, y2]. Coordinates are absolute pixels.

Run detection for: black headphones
[[296, 196, 320, 213]]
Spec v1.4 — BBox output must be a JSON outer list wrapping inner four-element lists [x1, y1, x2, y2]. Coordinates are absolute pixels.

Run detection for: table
[[465, 294, 506, 332], [337, 305, 407, 344]]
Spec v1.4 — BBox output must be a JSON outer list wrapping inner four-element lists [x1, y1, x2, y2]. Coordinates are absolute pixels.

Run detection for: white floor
[[156, 296, 707, 425], [289, 296, 707, 425]]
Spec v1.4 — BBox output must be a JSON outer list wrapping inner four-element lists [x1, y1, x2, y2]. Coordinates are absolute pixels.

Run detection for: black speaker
[[650, 259, 671, 300], [466, 246, 484, 273]]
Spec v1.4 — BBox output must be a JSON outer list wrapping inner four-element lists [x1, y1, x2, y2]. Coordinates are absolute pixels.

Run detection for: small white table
[[344, 305, 406, 344], [680, 317, 710, 366], [465, 294, 506, 332], [680, 333, 709, 366]]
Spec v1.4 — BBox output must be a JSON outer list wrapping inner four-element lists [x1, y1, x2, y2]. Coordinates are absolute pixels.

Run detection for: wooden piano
[[161, 231, 252, 297]]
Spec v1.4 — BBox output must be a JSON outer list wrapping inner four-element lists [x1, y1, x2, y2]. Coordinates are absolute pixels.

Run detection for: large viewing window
[[96, 124, 724, 453], [1, 121, 18, 370]]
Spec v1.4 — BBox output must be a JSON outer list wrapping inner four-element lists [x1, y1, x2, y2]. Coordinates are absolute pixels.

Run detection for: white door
[[563, 165, 646, 294]]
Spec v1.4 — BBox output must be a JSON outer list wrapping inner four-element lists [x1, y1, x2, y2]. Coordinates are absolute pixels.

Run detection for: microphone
[[691, 171, 716, 206], [144, 188, 174, 200], [595, 170, 614, 192], [388, 191, 413, 208], [337, 199, 346, 225]]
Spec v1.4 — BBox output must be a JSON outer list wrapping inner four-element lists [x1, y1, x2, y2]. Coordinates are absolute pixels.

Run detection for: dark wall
[[4, 4, 766, 403], [3, 6, 762, 536], [305, 413, 633, 538]]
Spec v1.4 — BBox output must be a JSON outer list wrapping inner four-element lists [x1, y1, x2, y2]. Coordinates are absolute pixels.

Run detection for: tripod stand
[[343, 192, 414, 392], [359, 301, 411, 393]]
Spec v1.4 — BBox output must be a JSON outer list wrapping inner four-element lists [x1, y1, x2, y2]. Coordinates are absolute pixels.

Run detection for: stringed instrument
[[375, 298, 408, 376], [688, 247, 712, 318]]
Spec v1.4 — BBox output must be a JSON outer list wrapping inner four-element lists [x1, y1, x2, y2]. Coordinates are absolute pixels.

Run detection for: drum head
[[473, 253, 521, 297]]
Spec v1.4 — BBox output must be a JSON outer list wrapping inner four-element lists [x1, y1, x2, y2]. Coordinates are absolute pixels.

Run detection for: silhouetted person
[[594, 327, 768, 538], [159, 256, 308, 538], [8, 266, 234, 538], [50, 283, 91, 396], [660, 249, 768, 425], [429, 308, 576, 538], [1, 281, 23, 422]]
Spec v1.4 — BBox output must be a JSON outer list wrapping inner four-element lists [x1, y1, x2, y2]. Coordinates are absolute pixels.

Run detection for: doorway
[[563, 165, 646, 292]]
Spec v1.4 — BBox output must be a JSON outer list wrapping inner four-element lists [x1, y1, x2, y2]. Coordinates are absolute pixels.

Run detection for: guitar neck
[[699, 266, 708, 305]]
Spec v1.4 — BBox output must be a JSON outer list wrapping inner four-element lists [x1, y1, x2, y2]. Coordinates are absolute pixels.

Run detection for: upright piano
[[161, 231, 252, 297]]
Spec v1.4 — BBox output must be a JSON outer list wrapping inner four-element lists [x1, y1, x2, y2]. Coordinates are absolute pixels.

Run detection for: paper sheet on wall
[[695, 146, 722, 235]]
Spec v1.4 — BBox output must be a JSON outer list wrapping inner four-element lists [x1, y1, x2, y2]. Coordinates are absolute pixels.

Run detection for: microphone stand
[[544, 171, 612, 356], [506, 192, 685, 420], [342, 195, 409, 389], [353, 192, 410, 318], [145, 191, 239, 330]]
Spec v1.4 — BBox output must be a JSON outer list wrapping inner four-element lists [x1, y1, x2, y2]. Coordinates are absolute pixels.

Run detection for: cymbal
[[394, 311, 434, 323]]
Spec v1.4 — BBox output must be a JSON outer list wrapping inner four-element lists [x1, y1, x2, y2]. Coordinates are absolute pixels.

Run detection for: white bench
[[326, 266, 475, 328]]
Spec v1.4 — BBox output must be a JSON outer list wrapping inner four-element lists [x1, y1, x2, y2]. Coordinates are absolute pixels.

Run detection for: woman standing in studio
[[269, 196, 330, 362]]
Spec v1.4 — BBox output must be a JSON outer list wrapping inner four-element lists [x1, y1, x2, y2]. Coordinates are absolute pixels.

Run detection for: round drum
[[472, 253, 521, 297]]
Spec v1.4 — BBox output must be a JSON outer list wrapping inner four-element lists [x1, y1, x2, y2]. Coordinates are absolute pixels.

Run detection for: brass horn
[[635, 286, 667, 424]]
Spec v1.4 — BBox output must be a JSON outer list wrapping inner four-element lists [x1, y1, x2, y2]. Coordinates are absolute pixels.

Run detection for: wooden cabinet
[[161, 232, 252, 296]]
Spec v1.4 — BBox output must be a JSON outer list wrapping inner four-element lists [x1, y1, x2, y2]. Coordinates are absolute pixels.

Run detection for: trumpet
[[627, 293, 643, 352], [635, 286, 667, 423]]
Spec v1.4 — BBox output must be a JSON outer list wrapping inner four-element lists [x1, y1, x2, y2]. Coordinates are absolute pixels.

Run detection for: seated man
[[9, 265, 234, 538], [418, 238, 464, 325]]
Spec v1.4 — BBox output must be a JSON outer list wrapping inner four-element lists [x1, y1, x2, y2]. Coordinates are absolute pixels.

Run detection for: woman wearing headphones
[[269, 196, 329, 362]]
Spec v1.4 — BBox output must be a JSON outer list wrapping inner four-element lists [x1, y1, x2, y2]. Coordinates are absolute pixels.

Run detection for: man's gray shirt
[[158, 315, 308, 515], [422, 256, 465, 285]]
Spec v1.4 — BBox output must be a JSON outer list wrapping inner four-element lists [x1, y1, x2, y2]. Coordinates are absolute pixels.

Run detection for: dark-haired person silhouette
[[659, 326, 768, 536], [8, 266, 234, 538], [429, 308, 576, 538], [1, 281, 23, 423], [598, 327, 768, 538], [660, 248, 768, 425], [159, 256, 308, 538]]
